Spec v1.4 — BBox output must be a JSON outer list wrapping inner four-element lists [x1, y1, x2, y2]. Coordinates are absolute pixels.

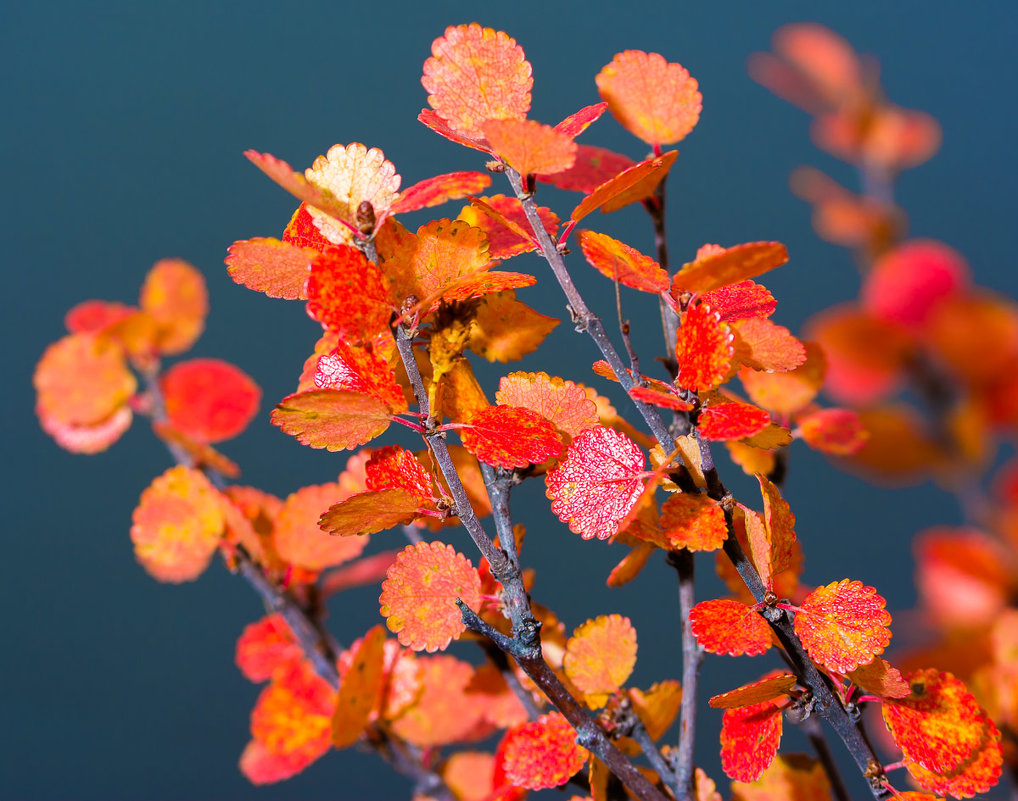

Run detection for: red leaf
[[271, 390, 392, 451], [628, 385, 693, 412], [709, 673, 797, 709], [538, 144, 635, 193], [554, 102, 608, 138], [498, 712, 588, 790], [720, 701, 783, 782], [495, 371, 599, 438], [161, 358, 261, 443], [671, 242, 788, 294], [700, 281, 777, 323], [578, 230, 669, 293], [236, 615, 303, 683], [484, 118, 577, 176], [225, 237, 314, 300], [459, 405, 563, 469], [798, 408, 868, 454], [545, 425, 646, 540], [689, 598, 773, 657], [417, 108, 492, 153], [675, 303, 734, 391], [794, 580, 891, 673], [459, 195, 559, 260], [571, 151, 678, 222], [366, 445, 436, 505], [699, 403, 771, 442], [274, 482, 369, 571], [306, 245, 392, 343], [659, 493, 728, 551], [65, 300, 135, 335], [282, 203, 332, 251], [379, 541, 483, 652], [313, 340, 406, 414], [390, 171, 492, 215]]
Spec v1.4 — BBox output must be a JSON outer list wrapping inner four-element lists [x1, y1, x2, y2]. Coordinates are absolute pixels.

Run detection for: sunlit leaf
[[225, 237, 314, 300], [720, 701, 783, 782], [366, 445, 435, 505], [671, 242, 788, 294], [732, 318, 807, 372], [495, 371, 599, 438], [689, 598, 772, 657], [701, 281, 777, 323], [422, 24, 532, 140], [596, 50, 702, 146], [675, 303, 734, 391], [629, 385, 693, 412], [306, 244, 392, 344], [379, 541, 482, 653], [458, 195, 559, 260], [538, 144, 635, 193], [236, 615, 303, 683], [390, 171, 492, 215], [798, 408, 868, 454], [709, 673, 796, 709], [571, 151, 678, 222], [160, 358, 260, 443], [271, 389, 391, 451], [282, 203, 332, 251], [659, 493, 727, 551], [563, 614, 637, 707], [499, 712, 588, 790], [698, 402, 771, 441], [304, 143, 401, 239], [578, 230, 668, 293], [484, 118, 577, 176], [847, 657, 910, 699], [459, 405, 563, 469], [555, 102, 608, 138], [313, 339, 406, 414], [139, 258, 209, 354], [318, 488, 422, 537], [545, 425, 645, 540], [794, 580, 891, 673], [130, 465, 225, 583], [757, 474, 797, 580], [332, 625, 387, 748], [273, 482, 369, 571], [740, 342, 826, 416]]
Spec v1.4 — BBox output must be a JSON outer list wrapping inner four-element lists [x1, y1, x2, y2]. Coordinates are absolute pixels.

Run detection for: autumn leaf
[[538, 144, 634, 193], [366, 445, 436, 505], [305, 244, 392, 343], [701, 281, 777, 323], [571, 151, 678, 222], [659, 493, 728, 551], [225, 237, 314, 300], [65, 299, 135, 335], [130, 465, 226, 583], [271, 390, 392, 451], [332, 625, 387, 748], [379, 541, 483, 653], [709, 673, 797, 709], [563, 614, 637, 707], [607, 542, 655, 587], [498, 712, 588, 790], [319, 489, 423, 537], [596, 50, 702, 146], [458, 405, 563, 469], [545, 425, 646, 540], [495, 371, 599, 439], [794, 580, 891, 673], [468, 292, 559, 362], [236, 615, 303, 683], [390, 171, 492, 215], [554, 102, 608, 137], [282, 203, 332, 251], [139, 258, 209, 354], [847, 657, 910, 699], [303, 143, 401, 240], [578, 230, 668, 293], [675, 303, 734, 391], [466, 664, 530, 729], [671, 242, 788, 294], [798, 408, 868, 454], [422, 24, 532, 140], [458, 195, 559, 260], [629, 681, 683, 741], [729, 753, 832, 801], [740, 341, 827, 416], [689, 598, 772, 657], [389, 655, 482, 746], [160, 358, 260, 443], [313, 339, 407, 414], [720, 701, 783, 782], [484, 118, 577, 176], [273, 482, 369, 571], [757, 474, 797, 580], [698, 402, 771, 442], [731, 317, 807, 373], [629, 385, 693, 412]]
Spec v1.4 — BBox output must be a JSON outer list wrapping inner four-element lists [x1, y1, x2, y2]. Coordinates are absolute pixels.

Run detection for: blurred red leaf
[[161, 358, 260, 443], [332, 625, 387, 748], [798, 408, 868, 454], [139, 258, 209, 355], [236, 615, 303, 683]]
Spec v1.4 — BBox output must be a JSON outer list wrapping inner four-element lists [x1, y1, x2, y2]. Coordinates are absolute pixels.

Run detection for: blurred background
[[5, 1, 1017, 798]]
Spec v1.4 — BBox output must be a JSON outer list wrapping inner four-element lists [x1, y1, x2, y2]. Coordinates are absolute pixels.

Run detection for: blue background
[[5, 2, 1017, 798]]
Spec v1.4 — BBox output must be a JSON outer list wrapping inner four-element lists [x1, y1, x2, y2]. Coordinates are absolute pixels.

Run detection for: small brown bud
[[356, 201, 376, 235]]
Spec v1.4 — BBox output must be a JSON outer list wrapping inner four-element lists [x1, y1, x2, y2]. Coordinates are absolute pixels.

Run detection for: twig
[[666, 549, 701, 801], [801, 715, 852, 801]]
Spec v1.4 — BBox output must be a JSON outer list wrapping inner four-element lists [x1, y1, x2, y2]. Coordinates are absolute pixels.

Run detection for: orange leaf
[[545, 425, 646, 540], [740, 341, 827, 416], [671, 242, 788, 294], [689, 598, 772, 657], [35, 333, 136, 429], [659, 493, 727, 551], [160, 358, 260, 443], [701, 281, 777, 323], [130, 465, 225, 583], [538, 144, 635, 193], [563, 614, 638, 707], [629, 681, 683, 741], [794, 580, 891, 673], [902, 734, 1003, 801], [422, 24, 532, 140], [607, 542, 656, 587], [318, 488, 422, 537], [578, 230, 668, 293], [459, 405, 563, 469], [442, 752, 498, 801], [459, 195, 559, 260], [225, 237, 314, 300], [720, 701, 783, 782], [732, 317, 807, 372], [466, 665, 530, 729], [469, 292, 559, 362], [440, 270, 536, 304], [571, 151, 678, 222], [484, 118, 577, 177], [699, 403, 771, 441], [709, 673, 796, 709], [306, 244, 392, 344], [596, 50, 702, 146], [498, 712, 588, 790], [847, 657, 910, 699], [139, 258, 208, 354], [729, 753, 832, 801], [391, 171, 492, 215], [379, 541, 483, 653], [332, 625, 387, 748], [246, 149, 355, 232], [313, 340, 406, 414], [495, 371, 599, 439], [798, 408, 868, 454], [274, 482, 369, 571], [758, 474, 797, 580], [366, 445, 435, 505], [390, 654, 483, 746], [675, 303, 734, 391], [416, 108, 492, 153], [236, 615, 303, 683], [271, 389, 392, 451]]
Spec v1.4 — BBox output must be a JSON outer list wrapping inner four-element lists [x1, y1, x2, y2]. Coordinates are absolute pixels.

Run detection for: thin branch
[[666, 549, 701, 801], [801, 715, 853, 801]]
